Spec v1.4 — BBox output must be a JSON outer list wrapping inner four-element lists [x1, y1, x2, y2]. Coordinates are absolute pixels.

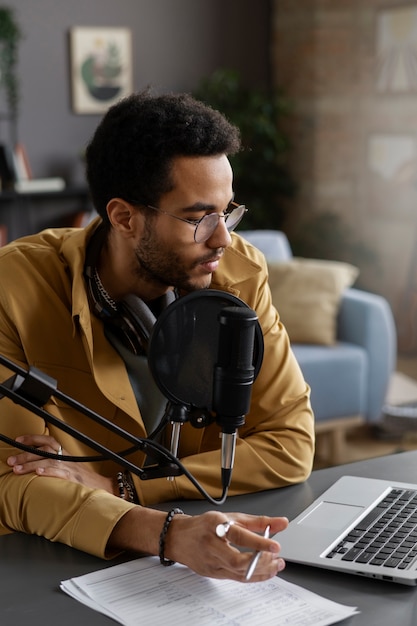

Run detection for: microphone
[[212, 306, 258, 489]]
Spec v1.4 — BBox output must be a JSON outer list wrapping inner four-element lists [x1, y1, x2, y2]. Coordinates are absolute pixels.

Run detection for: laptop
[[275, 475, 417, 585]]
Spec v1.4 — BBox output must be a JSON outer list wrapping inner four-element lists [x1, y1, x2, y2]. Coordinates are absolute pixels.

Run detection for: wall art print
[[367, 133, 417, 217], [376, 5, 417, 93], [70, 26, 133, 114]]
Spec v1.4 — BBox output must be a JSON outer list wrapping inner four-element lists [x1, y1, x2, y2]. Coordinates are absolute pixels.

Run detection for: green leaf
[[194, 69, 296, 230]]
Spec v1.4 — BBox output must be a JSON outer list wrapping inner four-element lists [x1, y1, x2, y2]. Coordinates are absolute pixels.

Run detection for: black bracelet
[[159, 507, 184, 566]]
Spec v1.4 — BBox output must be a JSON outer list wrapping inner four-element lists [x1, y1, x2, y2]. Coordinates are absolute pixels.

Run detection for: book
[[0, 144, 16, 190], [13, 143, 33, 180], [14, 177, 66, 193]]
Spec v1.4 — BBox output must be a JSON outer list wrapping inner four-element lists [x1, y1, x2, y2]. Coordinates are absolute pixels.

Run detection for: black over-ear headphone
[[84, 225, 176, 355]]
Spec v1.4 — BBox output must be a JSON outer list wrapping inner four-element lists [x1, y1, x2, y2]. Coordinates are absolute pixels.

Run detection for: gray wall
[[8, 0, 270, 184]]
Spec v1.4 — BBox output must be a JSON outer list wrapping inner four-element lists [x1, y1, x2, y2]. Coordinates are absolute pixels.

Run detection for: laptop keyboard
[[327, 488, 417, 569]]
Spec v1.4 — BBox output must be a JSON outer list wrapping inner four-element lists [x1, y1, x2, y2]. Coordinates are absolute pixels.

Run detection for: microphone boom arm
[[0, 354, 180, 479], [0, 354, 230, 504]]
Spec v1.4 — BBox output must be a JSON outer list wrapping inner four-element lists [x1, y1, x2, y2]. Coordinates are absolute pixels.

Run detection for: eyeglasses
[[144, 201, 248, 243]]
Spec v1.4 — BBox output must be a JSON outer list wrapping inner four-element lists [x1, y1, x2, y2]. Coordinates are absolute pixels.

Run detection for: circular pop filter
[[148, 290, 264, 411]]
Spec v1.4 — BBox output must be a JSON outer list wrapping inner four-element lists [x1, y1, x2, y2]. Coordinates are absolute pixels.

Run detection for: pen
[[245, 524, 270, 581]]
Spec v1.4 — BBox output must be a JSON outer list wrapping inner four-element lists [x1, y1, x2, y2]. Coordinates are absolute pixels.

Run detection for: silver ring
[[215, 520, 234, 538], [57, 445, 63, 459]]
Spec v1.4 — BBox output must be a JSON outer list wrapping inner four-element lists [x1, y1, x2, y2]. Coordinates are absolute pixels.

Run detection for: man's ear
[[106, 198, 141, 237]]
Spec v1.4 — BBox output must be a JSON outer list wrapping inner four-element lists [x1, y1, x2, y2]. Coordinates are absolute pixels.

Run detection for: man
[[0, 91, 314, 582]]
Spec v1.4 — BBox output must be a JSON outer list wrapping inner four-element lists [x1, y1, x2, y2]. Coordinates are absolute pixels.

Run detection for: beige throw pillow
[[267, 258, 359, 345]]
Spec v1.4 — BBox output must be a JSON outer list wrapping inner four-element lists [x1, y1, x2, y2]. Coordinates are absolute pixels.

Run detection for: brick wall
[[271, 0, 417, 351]]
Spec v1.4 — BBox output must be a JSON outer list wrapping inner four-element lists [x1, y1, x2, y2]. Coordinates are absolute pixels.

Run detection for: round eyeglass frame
[[141, 200, 248, 243]]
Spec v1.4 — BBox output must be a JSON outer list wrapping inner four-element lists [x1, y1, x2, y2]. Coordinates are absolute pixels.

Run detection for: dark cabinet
[[0, 187, 92, 243]]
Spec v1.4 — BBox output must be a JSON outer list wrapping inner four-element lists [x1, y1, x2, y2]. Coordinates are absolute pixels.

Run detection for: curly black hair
[[85, 90, 241, 223]]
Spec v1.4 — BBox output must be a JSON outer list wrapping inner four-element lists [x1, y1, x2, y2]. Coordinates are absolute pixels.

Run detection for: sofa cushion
[[268, 258, 359, 345]]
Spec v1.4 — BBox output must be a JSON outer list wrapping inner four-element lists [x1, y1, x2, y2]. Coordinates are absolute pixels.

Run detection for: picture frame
[[367, 133, 417, 217], [376, 5, 417, 93], [69, 26, 133, 114]]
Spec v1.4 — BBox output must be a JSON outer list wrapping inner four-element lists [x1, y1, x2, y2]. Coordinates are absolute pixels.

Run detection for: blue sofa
[[240, 230, 397, 463]]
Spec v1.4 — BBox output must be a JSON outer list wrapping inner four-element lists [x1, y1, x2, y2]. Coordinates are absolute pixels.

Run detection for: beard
[[133, 217, 216, 293]]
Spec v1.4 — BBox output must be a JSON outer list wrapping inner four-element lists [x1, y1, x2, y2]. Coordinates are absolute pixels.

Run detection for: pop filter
[[147, 290, 264, 413]]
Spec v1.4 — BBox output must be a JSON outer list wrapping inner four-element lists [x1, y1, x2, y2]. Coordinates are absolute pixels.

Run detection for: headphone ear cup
[[121, 295, 157, 351], [118, 291, 177, 354]]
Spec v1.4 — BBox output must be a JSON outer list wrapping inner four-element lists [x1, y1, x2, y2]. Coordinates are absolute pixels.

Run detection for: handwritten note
[[61, 557, 359, 625]]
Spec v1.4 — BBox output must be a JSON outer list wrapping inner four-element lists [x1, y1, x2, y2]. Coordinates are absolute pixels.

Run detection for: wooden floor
[[397, 355, 417, 380], [313, 354, 417, 470], [313, 425, 417, 470]]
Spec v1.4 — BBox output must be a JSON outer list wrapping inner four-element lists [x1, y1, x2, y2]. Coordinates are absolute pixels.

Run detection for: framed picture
[[376, 5, 417, 93], [70, 26, 133, 114], [367, 133, 417, 217]]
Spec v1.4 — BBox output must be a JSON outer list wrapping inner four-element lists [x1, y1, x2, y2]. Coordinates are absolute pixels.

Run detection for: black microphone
[[212, 306, 258, 490]]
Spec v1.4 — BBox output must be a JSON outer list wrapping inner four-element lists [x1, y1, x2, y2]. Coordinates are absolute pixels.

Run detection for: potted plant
[[193, 68, 296, 230], [0, 7, 21, 145]]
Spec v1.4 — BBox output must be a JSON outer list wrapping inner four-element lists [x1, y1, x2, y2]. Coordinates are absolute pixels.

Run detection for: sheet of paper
[[61, 556, 359, 626]]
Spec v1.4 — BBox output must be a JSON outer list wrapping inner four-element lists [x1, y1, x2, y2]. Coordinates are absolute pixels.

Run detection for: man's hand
[[7, 434, 116, 494], [109, 508, 289, 583], [166, 511, 289, 582]]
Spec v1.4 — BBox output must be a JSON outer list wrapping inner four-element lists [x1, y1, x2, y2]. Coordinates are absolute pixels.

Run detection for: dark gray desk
[[2, 451, 417, 625]]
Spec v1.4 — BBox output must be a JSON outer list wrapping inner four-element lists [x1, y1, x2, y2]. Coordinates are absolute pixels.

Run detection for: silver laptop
[[275, 475, 417, 585]]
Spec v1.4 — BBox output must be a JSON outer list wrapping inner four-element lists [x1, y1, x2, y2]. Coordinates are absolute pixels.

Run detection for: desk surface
[[2, 451, 417, 626]]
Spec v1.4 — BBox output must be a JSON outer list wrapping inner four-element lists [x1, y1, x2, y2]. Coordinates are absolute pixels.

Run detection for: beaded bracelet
[[159, 507, 184, 566], [116, 471, 138, 503]]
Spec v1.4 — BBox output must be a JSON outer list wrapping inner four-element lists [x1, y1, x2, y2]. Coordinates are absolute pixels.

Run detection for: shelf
[[0, 187, 92, 243]]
